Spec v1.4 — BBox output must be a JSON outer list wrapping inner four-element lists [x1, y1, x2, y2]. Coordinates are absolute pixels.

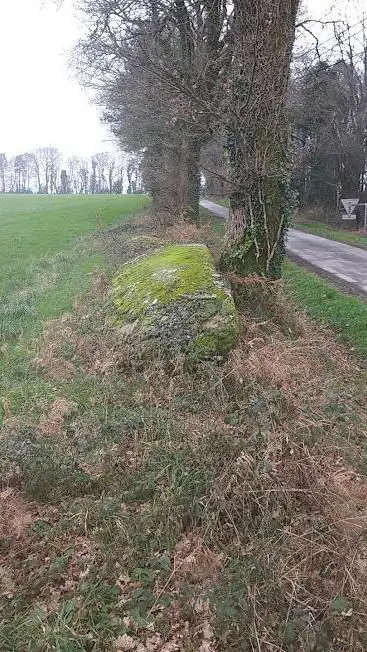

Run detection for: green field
[[0, 194, 149, 293], [0, 194, 149, 338], [0, 194, 149, 418]]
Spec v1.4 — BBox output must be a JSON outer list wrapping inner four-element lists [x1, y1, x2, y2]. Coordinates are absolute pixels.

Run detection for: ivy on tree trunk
[[221, 0, 300, 279]]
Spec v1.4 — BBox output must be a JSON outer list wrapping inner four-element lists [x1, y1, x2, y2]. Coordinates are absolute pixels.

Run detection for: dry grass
[[39, 398, 76, 437], [31, 282, 367, 647], [35, 320, 77, 381], [0, 488, 34, 545], [228, 317, 350, 392], [1, 215, 367, 650]]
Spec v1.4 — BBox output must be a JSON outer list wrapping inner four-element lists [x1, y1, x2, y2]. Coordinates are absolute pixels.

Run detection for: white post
[[364, 203, 367, 232]]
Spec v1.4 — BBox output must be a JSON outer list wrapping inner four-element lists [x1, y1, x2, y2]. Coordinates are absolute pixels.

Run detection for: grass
[[0, 194, 149, 296], [295, 220, 367, 248], [0, 194, 150, 420], [201, 208, 225, 236], [284, 262, 367, 358], [0, 194, 149, 339], [1, 201, 367, 650]]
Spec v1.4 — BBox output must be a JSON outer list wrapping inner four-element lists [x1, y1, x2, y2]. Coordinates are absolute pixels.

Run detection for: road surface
[[200, 199, 367, 294]]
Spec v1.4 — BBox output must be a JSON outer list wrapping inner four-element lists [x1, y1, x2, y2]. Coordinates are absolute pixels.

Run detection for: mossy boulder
[[110, 244, 239, 359]]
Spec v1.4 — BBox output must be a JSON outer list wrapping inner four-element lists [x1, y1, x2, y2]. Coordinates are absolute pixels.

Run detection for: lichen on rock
[[110, 244, 239, 359]]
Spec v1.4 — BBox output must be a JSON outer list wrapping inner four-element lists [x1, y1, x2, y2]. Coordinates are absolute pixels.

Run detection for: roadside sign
[[341, 198, 359, 218]]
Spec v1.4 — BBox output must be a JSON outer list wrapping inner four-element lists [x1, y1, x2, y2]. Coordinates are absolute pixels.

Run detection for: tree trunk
[[221, 0, 300, 279], [35, 164, 41, 194], [144, 138, 201, 221], [185, 139, 201, 224]]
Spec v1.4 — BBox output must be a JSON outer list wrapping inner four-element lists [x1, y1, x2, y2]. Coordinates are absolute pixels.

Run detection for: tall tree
[[221, 0, 300, 278], [0, 153, 7, 193], [126, 154, 141, 194], [6, 158, 16, 193], [90, 157, 97, 194], [93, 152, 110, 193], [67, 156, 80, 193], [60, 169, 70, 193], [79, 160, 90, 194], [292, 54, 367, 211], [14, 154, 26, 193], [107, 154, 115, 194], [33, 147, 61, 194], [48, 147, 61, 194], [13, 153, 35, 193]]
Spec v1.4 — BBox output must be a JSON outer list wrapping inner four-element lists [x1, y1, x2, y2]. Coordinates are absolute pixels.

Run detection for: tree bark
[[221, 0, 300, 279], [144, 140, 201, 220], [185, 139, 201, 224]]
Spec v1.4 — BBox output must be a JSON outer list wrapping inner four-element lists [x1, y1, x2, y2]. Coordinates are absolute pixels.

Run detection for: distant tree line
[[0, 147, 143, 194]]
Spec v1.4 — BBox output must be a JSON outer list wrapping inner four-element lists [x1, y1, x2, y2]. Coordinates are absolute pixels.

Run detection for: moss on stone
[[193, 326, 238, 358], [112, 245, 225, 319], [110, 244, 239, 359]]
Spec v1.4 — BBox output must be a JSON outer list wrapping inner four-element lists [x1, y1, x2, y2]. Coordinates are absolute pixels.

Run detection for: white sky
[[0, 0, 360, 160], [0, 0, 115, 158]]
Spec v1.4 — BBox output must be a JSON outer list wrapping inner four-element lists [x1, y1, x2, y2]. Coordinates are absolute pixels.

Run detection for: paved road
[[200, 199, 367, 293]]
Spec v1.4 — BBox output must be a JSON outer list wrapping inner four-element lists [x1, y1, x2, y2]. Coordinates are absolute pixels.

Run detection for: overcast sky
[[0, 0, 114, 158], [0, 0, 359, 159]]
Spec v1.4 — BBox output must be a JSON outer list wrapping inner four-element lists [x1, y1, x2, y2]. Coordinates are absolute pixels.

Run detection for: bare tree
[[113, 153, 126, 193], [60, 169, 70, 193], [67, 156, 81, 193], [73, 0, 303, 276], [33, 146, 61, 193], [6, 158, 16, 193], [32, 151, 42, 193], [49, 147, 61, 194], [90, 156, 97, 194], [93, 152, 110, 193], [0, 154, 7, 193], [23, 153, 35, 192], [107, 154, 115, 194], [14, 155, 25, 193], [291, 21, 367, 215], [79, 160, 90, 194]]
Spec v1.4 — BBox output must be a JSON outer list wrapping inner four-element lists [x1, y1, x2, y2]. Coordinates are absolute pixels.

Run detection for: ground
[[1, 195, 367, 651]]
